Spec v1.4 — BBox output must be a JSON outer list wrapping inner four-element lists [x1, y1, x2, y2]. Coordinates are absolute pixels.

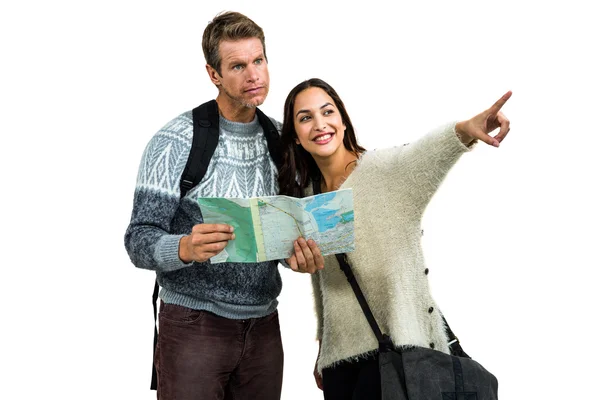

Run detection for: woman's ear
[[295, 138, 300, 145]]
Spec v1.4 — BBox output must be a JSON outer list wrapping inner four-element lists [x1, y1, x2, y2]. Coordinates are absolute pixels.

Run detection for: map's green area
[[197, 198, 258, 263]]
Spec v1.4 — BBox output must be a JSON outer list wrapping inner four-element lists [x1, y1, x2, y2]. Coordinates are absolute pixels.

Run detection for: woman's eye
[[299, 115, 310, 122], [324, 109, 334, 116]]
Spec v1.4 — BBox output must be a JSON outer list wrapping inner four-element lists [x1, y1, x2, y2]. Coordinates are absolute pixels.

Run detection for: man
[[124, 11, 322, 400]]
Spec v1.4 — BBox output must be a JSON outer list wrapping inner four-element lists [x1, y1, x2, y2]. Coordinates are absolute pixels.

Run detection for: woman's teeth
[[314, 134, 332, 142]]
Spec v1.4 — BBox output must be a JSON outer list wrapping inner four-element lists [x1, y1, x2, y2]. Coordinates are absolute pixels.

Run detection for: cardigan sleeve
[[387, 121, 473, 214]]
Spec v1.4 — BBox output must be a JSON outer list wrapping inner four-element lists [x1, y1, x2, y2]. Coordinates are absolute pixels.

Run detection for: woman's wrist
[[455, 121, 476, 145]]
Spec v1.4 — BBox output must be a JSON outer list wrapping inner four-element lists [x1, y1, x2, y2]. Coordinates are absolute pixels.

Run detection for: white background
[[2, 0, 599, 399]]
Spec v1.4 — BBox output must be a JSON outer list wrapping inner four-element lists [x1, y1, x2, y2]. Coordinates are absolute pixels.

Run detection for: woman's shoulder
[[357, 144, 410, 165]]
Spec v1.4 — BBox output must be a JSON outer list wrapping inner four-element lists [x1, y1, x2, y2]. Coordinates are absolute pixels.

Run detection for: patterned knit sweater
[[309, 122, 472, 373], [124, 110, 283, 319]]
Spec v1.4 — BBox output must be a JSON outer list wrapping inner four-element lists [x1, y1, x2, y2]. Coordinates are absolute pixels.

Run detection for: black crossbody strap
[[335, 254, 409, 398], [334, 253, 393, 351]]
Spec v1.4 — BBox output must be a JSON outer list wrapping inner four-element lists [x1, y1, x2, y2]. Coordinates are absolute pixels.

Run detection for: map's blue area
[[312, 208, 342, 232], [305, 192, 336, 212]]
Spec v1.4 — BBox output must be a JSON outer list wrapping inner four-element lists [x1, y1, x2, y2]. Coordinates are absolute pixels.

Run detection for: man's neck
[[215, 95, 256, 123]]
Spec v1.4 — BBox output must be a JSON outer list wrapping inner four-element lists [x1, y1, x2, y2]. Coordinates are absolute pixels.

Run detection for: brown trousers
[[155, 301, 284, 400]]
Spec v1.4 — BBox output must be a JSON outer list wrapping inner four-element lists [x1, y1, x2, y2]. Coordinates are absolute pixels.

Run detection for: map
[[198, 188, 355, 263]]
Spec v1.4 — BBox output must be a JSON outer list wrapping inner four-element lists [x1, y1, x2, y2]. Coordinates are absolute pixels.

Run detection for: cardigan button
[[424, 268, 429, 275], [428, 307, 434, 314], [429, 342, 435, 349]]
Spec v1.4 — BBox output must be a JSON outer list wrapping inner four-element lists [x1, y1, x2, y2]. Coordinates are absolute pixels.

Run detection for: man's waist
[[159, 287, 279, 320]]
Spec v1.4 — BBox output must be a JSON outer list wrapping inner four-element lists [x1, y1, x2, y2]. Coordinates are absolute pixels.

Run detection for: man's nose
[[246, 64, 260, 82]]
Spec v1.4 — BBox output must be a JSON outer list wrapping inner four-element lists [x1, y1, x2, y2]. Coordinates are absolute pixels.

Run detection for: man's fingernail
[[231, 233, 236, 240]]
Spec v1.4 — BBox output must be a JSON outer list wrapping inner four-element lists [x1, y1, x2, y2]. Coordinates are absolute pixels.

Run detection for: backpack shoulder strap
[[179, 100, 220, 198], [151, 100, 219, 390], [255, 107, 282, 169]]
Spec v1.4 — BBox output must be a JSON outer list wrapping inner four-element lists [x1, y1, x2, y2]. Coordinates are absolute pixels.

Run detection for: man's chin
[[244, 95, 266, 108]]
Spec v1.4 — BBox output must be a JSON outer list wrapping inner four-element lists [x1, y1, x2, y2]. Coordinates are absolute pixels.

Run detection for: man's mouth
[[245, 86, 264, 93]]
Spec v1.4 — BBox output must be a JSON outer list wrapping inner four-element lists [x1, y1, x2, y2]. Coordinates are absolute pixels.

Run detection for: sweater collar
[[219, 113, 260, 135]]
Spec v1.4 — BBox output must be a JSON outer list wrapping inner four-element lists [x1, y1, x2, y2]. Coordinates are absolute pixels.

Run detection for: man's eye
[[254, 58, 263, 65], [233, 65, 243, 71]]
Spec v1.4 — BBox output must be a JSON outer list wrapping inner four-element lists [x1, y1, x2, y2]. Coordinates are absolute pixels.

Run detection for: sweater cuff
[[154, 234, 193, 272], [451, 121, 477, 150]]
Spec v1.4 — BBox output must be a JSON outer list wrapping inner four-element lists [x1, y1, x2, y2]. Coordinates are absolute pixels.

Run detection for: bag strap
[[151, 100, 220, 390], [150, 280, 159, 389], [179, 100, 221, 198], [334, 253, 394, 351], [255, 107, 283, 169], [180, 101, 282, 198]]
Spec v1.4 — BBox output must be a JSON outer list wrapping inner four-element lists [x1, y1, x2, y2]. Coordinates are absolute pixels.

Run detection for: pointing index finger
[[489, 90, 513, 114]]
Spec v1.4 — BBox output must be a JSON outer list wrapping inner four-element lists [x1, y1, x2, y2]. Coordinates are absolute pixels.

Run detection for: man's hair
[[202, 11, 267, 76]]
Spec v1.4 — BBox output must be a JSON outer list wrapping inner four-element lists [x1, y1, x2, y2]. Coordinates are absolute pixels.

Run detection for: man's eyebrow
[[296, 102, 333, 118], [225, 59, 245, 66]]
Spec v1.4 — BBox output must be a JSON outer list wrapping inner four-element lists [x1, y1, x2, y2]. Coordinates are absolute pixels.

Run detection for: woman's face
[[293, 87, 347, 160]]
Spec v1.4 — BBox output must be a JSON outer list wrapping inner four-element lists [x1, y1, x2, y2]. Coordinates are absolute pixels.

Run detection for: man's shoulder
[[140, 110, 194, 158], [143, 110, 194, 149], [157, 110, 194, 135], [266, 116, 283, 133]]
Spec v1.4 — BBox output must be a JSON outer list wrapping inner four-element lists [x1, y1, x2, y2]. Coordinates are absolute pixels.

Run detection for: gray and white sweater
[[124, 110, 283, 319], [309, 122, 472, 373]]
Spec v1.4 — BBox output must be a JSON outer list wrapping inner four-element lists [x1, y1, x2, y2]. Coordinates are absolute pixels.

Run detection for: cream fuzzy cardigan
[[308, 122, 472, 373]]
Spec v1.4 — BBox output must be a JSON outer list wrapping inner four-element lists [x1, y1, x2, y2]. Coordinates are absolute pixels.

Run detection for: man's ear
[[206, 64, 221, 86]]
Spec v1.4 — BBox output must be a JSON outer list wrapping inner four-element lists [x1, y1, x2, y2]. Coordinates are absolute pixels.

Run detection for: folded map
[[198, 188, 355, 263]]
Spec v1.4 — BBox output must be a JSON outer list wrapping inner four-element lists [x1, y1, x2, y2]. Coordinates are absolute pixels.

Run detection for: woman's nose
[[313, 117, 326, 131]]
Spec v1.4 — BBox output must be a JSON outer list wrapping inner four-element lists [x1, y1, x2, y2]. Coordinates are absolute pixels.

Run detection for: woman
[[279, 78, 511, 399]]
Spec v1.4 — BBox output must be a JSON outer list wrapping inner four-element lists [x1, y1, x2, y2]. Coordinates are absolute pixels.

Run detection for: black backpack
[[150, 100, 281, 390]]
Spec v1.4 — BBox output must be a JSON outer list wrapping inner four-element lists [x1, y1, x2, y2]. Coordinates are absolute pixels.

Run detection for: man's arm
[[124, 114, 233, 272]]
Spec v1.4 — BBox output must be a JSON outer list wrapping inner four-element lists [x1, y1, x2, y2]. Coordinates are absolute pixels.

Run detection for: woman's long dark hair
[[278, 78, 365, 197]]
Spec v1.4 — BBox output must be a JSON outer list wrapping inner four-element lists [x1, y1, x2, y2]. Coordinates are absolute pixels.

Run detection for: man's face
[[208, 37, 269, 109]]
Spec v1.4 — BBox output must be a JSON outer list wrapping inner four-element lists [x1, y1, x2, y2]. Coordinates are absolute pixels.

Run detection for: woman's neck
[[315, 149, 358, 193]]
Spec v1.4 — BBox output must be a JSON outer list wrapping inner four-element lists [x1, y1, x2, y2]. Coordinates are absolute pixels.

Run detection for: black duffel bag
[[335, 253, 499, 400]]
